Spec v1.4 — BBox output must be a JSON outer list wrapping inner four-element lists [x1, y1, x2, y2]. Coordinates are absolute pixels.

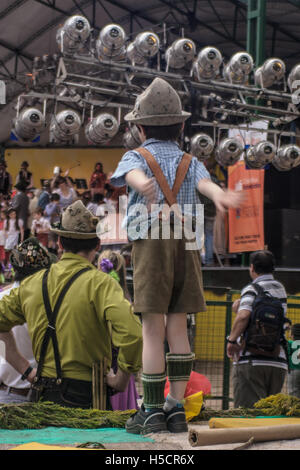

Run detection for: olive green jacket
[[0, 253, 142, 381]]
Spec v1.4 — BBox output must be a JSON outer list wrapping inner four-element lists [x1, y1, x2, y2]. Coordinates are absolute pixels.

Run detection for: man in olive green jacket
[[0, 200, 142, 408]]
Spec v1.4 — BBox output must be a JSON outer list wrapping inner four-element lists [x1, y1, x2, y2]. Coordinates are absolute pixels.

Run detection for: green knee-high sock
[[166, 352, 195, 382], [142, 372, 166, 410]]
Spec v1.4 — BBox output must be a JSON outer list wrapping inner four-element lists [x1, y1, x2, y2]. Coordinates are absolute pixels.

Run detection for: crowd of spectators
[[0, 160, 123, 281]]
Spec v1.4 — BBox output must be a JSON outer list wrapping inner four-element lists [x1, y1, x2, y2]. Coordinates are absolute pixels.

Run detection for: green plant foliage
[[0, 402, 136, 430]]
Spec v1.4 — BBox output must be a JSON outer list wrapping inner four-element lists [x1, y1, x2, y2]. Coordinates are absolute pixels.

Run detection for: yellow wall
[[4, 148, 125, 188]]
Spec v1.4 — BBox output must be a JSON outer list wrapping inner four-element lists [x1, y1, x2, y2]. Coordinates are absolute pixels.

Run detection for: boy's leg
[[141, 313, 166, 410], [164, 313, 194, 432], [125, 313, 168, 435]]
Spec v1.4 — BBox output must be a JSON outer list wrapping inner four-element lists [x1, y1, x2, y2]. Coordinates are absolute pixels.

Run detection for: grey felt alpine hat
[[124, 77, 191, 126], [50, 200, 99, 239]]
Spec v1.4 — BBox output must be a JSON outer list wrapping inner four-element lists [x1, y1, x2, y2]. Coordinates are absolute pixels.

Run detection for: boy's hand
[[137, 177, 157, 204], [213, 189, 245, 214], [126, 170, 157, 205]]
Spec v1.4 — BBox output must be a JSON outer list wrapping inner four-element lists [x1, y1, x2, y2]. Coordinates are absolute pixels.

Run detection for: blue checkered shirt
[[110, 139, 211, 240]]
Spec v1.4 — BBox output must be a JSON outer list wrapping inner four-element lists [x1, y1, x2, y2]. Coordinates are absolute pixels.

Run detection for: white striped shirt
[[236, 274, 288, 370]]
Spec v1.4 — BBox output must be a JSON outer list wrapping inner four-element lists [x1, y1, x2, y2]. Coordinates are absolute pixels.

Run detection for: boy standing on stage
[[111, 77, 243, 434]]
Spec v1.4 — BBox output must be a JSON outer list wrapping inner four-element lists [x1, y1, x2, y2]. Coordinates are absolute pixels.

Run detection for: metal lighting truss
[[17, 51, 300, 140]]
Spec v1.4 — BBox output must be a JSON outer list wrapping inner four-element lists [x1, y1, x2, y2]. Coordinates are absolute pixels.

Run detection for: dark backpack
[[243, 283, 286, 357]]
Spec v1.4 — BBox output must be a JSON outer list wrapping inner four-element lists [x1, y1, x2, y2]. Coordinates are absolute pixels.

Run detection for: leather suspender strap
[[36, 267, 92, 384], [172, 152, 193, 198], [135, 147, 192, 207]]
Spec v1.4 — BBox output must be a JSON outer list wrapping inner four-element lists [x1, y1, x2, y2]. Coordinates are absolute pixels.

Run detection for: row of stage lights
[[11, 15, 300, 174], [12, 106, 300, 171], [54, 15, 300, 90]]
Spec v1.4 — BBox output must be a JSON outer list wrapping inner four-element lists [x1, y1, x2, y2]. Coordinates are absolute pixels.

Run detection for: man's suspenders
[[35, 267, 92, 385]]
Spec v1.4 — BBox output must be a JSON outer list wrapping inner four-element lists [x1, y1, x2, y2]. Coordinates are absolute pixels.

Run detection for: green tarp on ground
[[0, 427, 153, 445]]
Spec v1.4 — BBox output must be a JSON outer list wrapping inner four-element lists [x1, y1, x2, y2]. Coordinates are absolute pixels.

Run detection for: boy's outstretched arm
[[197, 178, 245, 213], [125, 169, 157, 204]]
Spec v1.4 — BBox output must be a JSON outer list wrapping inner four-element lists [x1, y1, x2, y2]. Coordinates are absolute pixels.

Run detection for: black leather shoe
[[164, 406, 188, 433], [125, 405, 167, 435]]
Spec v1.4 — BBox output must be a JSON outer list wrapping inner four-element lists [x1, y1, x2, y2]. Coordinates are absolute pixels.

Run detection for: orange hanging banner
[[228, 160, 265, 253]]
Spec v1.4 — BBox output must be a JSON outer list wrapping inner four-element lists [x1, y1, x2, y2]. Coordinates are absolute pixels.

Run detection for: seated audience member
[[38, 180, 51, 211], [81, 190, 92, 208], [31, 208, 51, 248], [87, 193, 106, 217], [27, 188, 39, 231], [44, 194, 61, 224], [44, 194, 62, 254], [52, 177, 77, 210], [0, 238, 56, 403]]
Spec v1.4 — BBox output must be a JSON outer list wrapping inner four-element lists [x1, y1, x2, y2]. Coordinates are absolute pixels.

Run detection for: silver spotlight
[[190, 133, 215, 161], [85, 113, 119, 145], [13, 108, 46, 142], [127, 32, 160, 65], [272, 144, 300, 171], [50, 110, 82, 144], [96, 24, 126, 61], [123, 125, 142, 149], [223, 52, 253, 84], [288, 64, 300, 94], [165, 38, 196, 70], [56, 15, 91, 56], [254, 58, 286, 88], [216, 138, 244, 166], [192, 47, 222, 80], [245, 141, 276, 169]]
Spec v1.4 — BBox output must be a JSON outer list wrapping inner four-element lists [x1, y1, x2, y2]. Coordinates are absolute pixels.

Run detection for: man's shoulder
[[240, 282, 256, 297]]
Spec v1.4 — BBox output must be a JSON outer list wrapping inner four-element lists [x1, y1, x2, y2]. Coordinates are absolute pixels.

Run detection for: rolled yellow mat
[[209, 417, 300, 429], [188, 424, 300, 447]]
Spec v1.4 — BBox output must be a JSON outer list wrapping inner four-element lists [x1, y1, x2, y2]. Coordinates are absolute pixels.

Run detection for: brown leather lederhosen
[[131, 147, 206, 314]]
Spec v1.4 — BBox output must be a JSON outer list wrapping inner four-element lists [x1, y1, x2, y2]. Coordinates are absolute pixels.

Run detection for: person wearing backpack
[[226, 250, 288, 408]]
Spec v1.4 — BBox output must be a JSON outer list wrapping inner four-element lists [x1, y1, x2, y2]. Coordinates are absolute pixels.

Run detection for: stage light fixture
[[13, 108, 46, 142], [127, 32, 160, 65], [223, 52, 253, 84], [85, 113, 119, 145], [190, 133, 215, 161], [215, 137, 244, 166], [56, 15, 91, 56], [244, 141, 276, 169], [96, 24, 126, 61], [272, 144, 300, 171], [165, 38, 196, 69], [192, 47, 222, 80], [50, 110, 82, 144], [254, 58, 286, 88], [123, 125, 142, 149], [288, 64, 300, 94]]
